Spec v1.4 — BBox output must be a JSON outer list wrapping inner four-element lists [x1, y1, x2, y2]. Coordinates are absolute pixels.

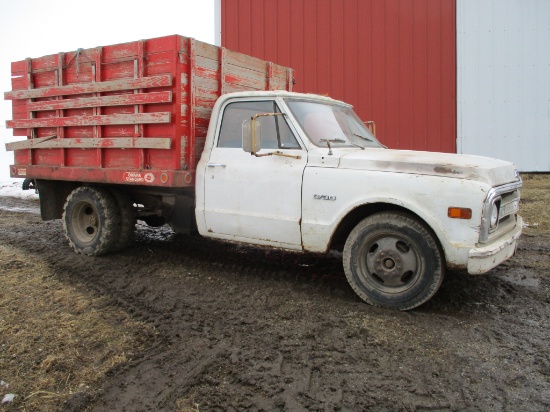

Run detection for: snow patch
[[0, 179, 39, 200]]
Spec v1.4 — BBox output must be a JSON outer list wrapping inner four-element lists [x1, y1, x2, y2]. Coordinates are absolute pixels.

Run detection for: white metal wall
[[457, 0, 550, 171]]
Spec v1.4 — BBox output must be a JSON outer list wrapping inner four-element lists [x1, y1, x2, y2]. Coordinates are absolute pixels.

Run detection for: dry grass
[[0, 244, 155, 411], [176, 398, 201, 412], [519, 173, 550, 235]]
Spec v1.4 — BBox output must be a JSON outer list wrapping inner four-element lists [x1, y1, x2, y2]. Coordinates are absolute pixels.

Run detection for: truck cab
[[197, 91, 523, 310]]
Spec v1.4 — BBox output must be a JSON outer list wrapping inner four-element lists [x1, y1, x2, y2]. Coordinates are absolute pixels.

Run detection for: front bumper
[[467, 216, 523, 275]]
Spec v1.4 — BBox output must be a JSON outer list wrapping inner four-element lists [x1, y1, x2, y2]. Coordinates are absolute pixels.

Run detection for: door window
[[218, 101, 300, 149]]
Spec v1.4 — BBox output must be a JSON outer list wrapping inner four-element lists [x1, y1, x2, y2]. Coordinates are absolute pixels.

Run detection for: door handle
[[207, 163, 227, 167]]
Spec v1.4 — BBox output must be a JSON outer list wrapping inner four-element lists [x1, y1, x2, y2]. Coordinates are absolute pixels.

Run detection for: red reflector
[[448, 207, 472, 219]]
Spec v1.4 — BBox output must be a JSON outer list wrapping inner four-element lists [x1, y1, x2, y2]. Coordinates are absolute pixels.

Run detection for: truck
[[4, 35, 523, 310]]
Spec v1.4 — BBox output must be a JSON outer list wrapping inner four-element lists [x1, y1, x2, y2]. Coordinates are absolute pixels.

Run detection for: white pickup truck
[[194, 90, 522, 310], [5, 36, 522, 310]]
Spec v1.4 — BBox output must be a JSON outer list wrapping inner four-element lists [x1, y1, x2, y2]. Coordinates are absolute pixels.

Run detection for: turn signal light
[[448, 207, 472, 219]]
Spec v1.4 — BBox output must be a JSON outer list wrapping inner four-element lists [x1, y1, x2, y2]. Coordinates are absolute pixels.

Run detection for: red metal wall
[[221, 0, 456, 152]]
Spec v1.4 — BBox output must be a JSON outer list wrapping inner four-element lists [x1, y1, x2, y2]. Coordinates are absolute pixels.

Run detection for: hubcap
[[71, 201, 99, 243], [364, 236, 420, 291]]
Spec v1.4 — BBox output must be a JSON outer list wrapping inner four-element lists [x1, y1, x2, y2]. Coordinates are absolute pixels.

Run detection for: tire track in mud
[[1, 196, 549, 411]]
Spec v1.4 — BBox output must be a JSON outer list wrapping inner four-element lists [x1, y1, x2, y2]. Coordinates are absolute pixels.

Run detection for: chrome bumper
[[467, 216, 523, 275]]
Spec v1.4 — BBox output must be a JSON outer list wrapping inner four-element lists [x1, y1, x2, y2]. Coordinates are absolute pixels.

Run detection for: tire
[[62, 186, 120, 256], [111, 190, 136, 252], [22, 178, 36, 191], [343, 212, 445, 310]]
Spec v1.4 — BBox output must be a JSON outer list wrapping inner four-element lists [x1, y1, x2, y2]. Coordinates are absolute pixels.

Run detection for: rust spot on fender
[[434, 165, 462, 175]]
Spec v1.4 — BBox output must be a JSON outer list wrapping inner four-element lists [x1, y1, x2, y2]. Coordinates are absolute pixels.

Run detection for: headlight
[[490, 200, 500, 229]]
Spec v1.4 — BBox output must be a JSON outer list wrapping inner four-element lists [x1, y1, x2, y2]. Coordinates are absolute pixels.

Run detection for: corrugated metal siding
[[457, 0, 550, 171], [221, 0, 456, 152]]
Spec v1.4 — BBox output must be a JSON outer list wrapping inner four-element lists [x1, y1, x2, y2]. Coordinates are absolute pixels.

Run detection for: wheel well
[[36, 180, 196, 233], [329, 203, 439, 252], [36, 180, 80, 221]]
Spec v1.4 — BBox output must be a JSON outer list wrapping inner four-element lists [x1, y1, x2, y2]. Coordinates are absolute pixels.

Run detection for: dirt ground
[[1, 174, 549, 411]]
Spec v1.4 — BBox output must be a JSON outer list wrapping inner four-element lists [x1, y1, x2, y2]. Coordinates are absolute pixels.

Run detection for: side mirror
[[242, 118, 262, 154], [364, 120, 376, 136]]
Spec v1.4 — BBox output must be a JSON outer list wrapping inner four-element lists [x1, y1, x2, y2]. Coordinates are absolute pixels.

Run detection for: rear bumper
[[467, 216, 523, 275]]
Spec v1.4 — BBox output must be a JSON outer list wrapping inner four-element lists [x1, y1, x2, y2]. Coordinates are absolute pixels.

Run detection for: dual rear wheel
[[62, 186, 136, 256]]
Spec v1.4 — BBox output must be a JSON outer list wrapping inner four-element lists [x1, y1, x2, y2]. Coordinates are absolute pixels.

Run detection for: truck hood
[[332, 148, 519, 187]]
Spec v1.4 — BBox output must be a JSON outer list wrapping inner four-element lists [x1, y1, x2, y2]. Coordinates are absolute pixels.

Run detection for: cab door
[[203, 100, 306, 249]]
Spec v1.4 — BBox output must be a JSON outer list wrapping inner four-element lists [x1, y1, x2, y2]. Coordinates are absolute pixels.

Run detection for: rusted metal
[[250, 112, 285, 121], [253, 151, 302, 160], [247, 112, 302, 159], [364, 120, 376, 137]]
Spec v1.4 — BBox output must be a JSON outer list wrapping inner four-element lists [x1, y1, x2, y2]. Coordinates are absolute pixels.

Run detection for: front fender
[[301, 168, 489, 268]]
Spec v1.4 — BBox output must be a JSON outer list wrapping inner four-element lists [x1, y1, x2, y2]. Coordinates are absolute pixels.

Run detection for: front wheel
[[343, 212, 444, 310]]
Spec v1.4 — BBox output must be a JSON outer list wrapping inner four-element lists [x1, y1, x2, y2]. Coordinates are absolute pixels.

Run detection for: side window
[[218, 101, 301, 149]]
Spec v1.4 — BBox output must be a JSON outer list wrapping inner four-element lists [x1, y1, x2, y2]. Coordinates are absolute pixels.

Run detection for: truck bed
[[4, 35, 293, 188]]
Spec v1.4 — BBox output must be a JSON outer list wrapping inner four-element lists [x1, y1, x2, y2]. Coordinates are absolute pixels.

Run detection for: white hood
[[330, 148, 519, 187]]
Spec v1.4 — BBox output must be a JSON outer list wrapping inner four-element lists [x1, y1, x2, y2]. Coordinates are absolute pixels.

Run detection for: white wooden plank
[[6, 137, 171, 151]]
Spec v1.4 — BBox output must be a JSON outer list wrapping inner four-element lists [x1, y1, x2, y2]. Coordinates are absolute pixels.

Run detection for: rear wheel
[[111, 190, 136, 252], [62, 186, 120, 256], [343, 212, 444, 310]]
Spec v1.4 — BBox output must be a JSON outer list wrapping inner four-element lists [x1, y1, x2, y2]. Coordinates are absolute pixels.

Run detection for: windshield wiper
[[320, 137, 364, 152], [352, 132, 373, 143], [347, 140, 365, 150], [353, 132, 387, 148]]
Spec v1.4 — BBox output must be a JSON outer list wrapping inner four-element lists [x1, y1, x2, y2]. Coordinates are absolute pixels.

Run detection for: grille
[[480, 181, 522, 243]]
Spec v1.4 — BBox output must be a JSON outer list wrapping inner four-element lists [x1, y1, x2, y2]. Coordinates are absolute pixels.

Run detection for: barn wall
[[221, 0, 457, 152], [457, 0, 550, 171]]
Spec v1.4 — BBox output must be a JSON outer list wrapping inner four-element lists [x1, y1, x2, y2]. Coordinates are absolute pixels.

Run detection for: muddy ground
[[1, 175, 549, 411]]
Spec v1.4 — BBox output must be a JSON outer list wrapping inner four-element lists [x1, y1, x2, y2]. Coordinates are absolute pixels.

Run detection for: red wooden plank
[[194, 66, 219, 81], [187, 37, 197, 170], [6, 112, 170, 129], [27, 91, 172, 111], [4, 74, 172, 100]]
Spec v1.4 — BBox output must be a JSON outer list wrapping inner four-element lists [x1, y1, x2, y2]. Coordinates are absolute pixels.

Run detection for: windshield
[[285, 99, 383, 149]]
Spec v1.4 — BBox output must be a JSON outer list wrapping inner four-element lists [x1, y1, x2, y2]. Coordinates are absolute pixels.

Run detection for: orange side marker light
[[448, 207, 472, 219]]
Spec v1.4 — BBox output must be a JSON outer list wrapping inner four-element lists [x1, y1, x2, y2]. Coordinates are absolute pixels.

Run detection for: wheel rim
[[359, 234, 422, 294], [70, 200, 99, 243]]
